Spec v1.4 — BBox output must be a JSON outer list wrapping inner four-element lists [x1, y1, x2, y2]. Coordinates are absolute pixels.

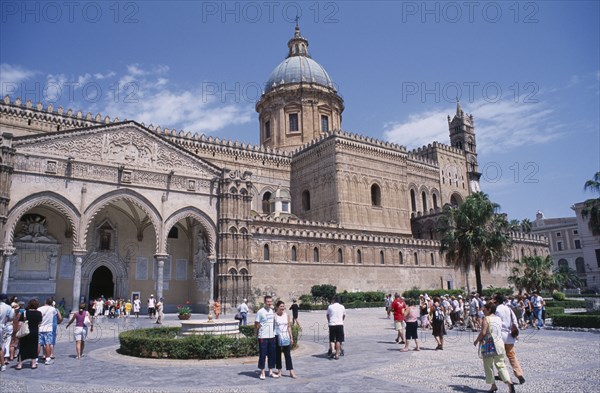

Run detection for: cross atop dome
[[287, 20, 310, 58]]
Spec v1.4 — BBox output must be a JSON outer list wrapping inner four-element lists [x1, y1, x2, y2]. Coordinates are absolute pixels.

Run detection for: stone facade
[[0, 27, 549, 312]]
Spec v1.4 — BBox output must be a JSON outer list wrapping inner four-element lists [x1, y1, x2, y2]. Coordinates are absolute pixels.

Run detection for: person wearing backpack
[[431, 296, 447, 350]]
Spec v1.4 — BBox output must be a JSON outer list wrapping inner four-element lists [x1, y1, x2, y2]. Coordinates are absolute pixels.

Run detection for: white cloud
[[383, 99, 564, 153], [0, 64, 36, 96]]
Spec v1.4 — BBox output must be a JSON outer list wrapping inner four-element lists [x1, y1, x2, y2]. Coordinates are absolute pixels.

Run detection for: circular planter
[[178, 314, 191, 320]]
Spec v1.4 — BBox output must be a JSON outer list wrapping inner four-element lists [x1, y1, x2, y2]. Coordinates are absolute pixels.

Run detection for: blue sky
[[1, 1, 599, 221]]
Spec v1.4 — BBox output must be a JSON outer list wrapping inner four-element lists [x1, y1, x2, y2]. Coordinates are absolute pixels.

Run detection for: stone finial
[[26, 99, 32, 108], [3, 95, 9, 104]]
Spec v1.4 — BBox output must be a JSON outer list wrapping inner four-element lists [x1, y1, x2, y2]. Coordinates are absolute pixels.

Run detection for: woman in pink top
[[401, 299, 421, 352]]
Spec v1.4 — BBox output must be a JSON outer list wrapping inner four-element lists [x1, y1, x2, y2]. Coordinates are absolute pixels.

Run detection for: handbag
[[16, 317, 30, 339], [278, 334, 291, 346], [510, 310, 519, 338], [234, 312, 242, 320], [83, 311, 92, 327], [479, 317, 498, 358]]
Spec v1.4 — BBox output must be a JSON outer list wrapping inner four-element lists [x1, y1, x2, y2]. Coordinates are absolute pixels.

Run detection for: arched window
[[262, 192, 272, 214], [263, 244, 270, 261], [410, 189, 417, 212], [422, 191, 427, 211], [371, 184, 381, 207], [430, 253, 435, 266], [576, 257, 585, 274], [399, 251, 403, 265], [338, 248, 344, 263], [558, 259, 568, 270], [380, 250, 385, 265], [291, 246, 297, 262], [313, 247, 319, 262], [432, 194, 438, 209], [521, 248, 525, 257], [302, 190, 311, 211], [450, 195, 459, 207], [414, 252, 418, 265], [357, 249, 362, 264]]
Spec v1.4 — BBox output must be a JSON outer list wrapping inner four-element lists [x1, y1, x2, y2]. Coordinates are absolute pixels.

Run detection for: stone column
[[72, 250, 86, 312], [1, 247, 15, 294], [209, 256, 216, 302], [155, 254, 168, 300]]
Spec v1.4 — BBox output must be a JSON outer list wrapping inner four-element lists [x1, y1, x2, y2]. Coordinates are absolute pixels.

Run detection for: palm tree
[[553, 265, 582, 289], [439, 192, 513, 294], [508, 219, 521, 232], [582, 172, 600, 235], [508, 256, 555, 293], [520, 218, 532, 234]]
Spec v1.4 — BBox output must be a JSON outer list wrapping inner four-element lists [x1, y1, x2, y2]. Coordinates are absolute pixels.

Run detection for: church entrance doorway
[[89, 266, 114, 300]]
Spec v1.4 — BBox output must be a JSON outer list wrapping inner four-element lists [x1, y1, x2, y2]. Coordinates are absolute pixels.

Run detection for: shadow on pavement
[[448, 384, 487, 392]]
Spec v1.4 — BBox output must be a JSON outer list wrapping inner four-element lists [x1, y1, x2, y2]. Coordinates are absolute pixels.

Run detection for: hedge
[[338, 291, 385, 303], [545, 300, 586, 308], [551, 314, 600, 328], [481, 287, 514, 298], [119, 325, 300, 359], [544, 307, 565, 317], [402, 288, 465, 300], [298, 301, 385, 311]]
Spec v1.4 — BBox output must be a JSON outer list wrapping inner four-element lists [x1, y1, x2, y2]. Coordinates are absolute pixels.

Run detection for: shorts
[[73, 327, 88, 341], [328, 325, 345, 343], [405, 321, 418, 340], [394, 320, 406, 331], [39, 331, 54, 346], [148, 307, 156, 316]]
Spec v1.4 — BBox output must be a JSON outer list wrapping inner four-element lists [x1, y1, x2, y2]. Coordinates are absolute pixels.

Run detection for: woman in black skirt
[[16, 299, 42, 370], [431, 296, 447, 350]]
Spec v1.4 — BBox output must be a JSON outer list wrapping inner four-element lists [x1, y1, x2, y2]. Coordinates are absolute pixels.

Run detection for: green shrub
[[239, 325, 255, 337], [345, 301, 385, 309], [298, 294, 314, 304], [401, 288, 466, 300], [298, 303, 328, 311], [552, 314, 600, 328], [481, 287, 514, 298], [552, 291, 566, 301], [311, 284, 337, 304], [546, 300, 586, 308], [119, 327, 259, 359], [544, 307, 565, 317], [338, 291, 385, 304]]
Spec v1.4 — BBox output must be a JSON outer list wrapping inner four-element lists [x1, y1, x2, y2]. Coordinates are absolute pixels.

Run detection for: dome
[[264, 56, 335, 93]]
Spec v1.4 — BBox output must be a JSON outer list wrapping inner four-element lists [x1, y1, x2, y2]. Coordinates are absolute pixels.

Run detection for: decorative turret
[[448, 100, 480, 192], [256, 23, 344, 151]]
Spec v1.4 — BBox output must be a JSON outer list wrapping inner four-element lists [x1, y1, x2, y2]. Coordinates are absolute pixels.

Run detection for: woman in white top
[[274, 300, 296, 378], [474, 303, 515, 393]]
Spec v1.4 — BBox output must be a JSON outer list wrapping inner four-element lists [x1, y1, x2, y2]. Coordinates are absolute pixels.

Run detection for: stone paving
[[1, 308, 599, 392]]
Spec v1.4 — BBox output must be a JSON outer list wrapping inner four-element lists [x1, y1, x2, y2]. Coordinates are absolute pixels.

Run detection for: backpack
[[434, 307, 444, 321]]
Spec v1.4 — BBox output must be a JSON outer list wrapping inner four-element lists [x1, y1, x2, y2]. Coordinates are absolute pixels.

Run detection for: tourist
[[431, 296, 447, 350], [133, 295, 141, 318], [289, 299, 300, 326], [0, 295, 15, 372], [9, 302, 21, 362], [95, 297, 104, 320], [442, 295, 453, 329], [16, 299, 42, 370], [390, 293, 406, 344], [531, 292, 544, 329], [125, 299, 132, 318], [477, 294, 486, 329], [255, 295, 276, 380], [467, 293, 480, 331], [58, 297, 66, 310], [400, 299, 420, 352], [385, 294, 392, 319], [238, 299, 249, 326], [516, 296, 527, 329], [213, 298, 221, 319], [147, 294, 156, 319], [65, 303, 93, 359], [494, 294, 525, 385], [274, 300, 296, 378], [326, 296, 346, 360], [156, 297, 164, 324], [419, 295, 429, 330], [37, 297, 63, 365], [473, 302, 516, 393]]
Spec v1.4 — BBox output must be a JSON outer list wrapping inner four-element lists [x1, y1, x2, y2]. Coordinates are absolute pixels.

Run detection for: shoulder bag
[[478, 316, 498, 358], [16, 314, 30, 338]]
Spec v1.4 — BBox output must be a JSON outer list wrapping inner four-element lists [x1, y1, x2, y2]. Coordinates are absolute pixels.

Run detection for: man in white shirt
[[326, 296, 346, 360], [494, 293, 525, 385], [38, 298, 62, 365], [255, 295, 276, 380], [147, 294, 156, 319], [0, 294, 15, 372], [238, 299, 249, 326]]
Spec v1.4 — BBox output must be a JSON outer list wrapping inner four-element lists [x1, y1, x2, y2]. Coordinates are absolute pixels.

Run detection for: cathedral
[[0, 25, 548, 312]]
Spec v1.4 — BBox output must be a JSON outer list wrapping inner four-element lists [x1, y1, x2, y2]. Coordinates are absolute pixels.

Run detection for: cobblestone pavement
[[1, 309, 599, 392]]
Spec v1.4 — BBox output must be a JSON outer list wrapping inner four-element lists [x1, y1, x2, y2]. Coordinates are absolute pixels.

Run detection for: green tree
[[310, 284, 337, 304], [553, 265, 582, 289], [508, 219, 521, 232], [582, 172, 600, 235], [439, 192, 513, 295], [520, 218, 532, 234], [508, 255, 556, 293]]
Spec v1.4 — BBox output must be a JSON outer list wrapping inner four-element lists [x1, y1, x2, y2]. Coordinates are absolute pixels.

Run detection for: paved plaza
[[1, 308, 598, 393]]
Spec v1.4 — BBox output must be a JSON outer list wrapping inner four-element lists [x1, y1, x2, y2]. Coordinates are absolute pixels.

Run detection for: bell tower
[[448, 100, 481, 192]]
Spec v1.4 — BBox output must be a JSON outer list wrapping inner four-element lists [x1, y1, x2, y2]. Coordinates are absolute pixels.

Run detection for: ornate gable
[[13, 121, 222, 178]]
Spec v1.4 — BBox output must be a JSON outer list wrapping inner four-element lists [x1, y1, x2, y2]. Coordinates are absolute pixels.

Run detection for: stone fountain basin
[[180, 319, 240, 336]]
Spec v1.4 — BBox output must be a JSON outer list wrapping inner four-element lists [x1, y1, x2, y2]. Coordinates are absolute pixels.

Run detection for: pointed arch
[[163, 207, 217, 256], [82, 189, 161, 254], [5, 191, 81, 248]]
